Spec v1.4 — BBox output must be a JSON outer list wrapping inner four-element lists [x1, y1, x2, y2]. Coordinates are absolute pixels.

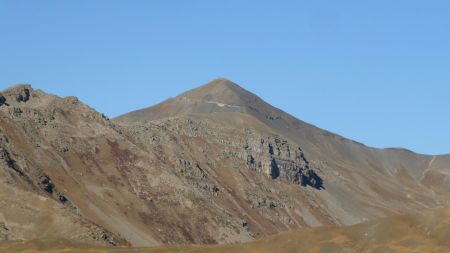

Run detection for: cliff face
[[243, 134, 322, 189], [0, 81, 449, 247]]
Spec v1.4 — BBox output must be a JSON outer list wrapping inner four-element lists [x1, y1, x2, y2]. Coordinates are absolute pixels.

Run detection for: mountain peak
[[201, 78, 241, 90], [206, 77, 237, 86], [115, 78, 273, 122], [178, 78, 247, 102]]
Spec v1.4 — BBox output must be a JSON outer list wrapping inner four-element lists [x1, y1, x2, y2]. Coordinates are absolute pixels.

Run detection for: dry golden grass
[[2, 207, 449, 253]]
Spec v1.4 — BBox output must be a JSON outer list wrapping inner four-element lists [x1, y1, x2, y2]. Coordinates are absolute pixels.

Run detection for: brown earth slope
[[2, 206, 450, 253], [0, 80, 449, 248]]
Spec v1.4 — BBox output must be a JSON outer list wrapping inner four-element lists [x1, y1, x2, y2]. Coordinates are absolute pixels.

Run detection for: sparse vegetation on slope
[[2, 207, 449, 253]]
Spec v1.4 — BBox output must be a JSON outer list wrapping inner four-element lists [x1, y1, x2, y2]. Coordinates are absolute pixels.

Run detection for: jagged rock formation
[[0, 80, 449, 248], [243, 134, 322, 189]]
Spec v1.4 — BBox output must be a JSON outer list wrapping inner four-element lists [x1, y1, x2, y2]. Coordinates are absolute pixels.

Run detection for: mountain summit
[[115, 78, 281, 123], [181, 78, 247, 100], [178, 78, 260, 106]]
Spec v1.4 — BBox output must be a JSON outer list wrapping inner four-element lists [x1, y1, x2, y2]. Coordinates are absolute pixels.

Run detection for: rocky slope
[[0, 80, 449, 248]]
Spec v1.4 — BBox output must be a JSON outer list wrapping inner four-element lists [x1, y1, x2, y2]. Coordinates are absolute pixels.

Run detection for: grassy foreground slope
[[2, 206, 449, 253]]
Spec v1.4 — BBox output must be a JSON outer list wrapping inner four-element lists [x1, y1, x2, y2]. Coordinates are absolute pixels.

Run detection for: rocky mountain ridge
[[0, 81, 449, 248]]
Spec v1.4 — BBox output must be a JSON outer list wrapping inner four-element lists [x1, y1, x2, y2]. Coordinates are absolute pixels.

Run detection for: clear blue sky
[[1, 1, 449, 155]]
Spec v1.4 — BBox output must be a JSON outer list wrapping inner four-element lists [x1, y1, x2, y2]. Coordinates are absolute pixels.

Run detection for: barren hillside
[[3, 206, 450, 253], [0, 80, 448, 249]]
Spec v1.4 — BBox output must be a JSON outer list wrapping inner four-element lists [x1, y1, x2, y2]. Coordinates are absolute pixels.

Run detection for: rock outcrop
[[243, 135, 323, 189], [0, 95, 6, 107], [1, 85, 32, 104]]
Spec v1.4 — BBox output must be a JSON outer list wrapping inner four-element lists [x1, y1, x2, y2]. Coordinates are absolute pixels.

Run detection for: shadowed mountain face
[[0, 80, 449, 248]]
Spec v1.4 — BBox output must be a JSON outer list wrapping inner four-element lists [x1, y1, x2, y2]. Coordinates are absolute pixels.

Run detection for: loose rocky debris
[[177, 159, 208, 179], [195, 182, 220, 195]]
